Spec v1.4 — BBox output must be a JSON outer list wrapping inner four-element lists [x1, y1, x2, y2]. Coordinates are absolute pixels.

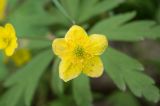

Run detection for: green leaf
[[149, 26, 160, 39], [19, 39, 51, 49], [104, 20, 160, 41], [107, 91, 140, 106], [72, 75, 92, 106], [102, 47, 143, 91], [8, 0, 19, 11], [90, 11, 136, 32], [156, 6, 160, 23], [0, 53, 8, 80], [2, 49, 53, 106], [48, 96, 75, 106], [51, 57, 64, 97], [90, 0, 123, 18], [52, 0, 75, 24], [0, 85, 24, 106], [8, 0, 58, 36], [89, 11, 135, 36], [78, 0, 123, 23], [102, 47, 160, 102], [60, 0, 79, 22], [90, 12, 160, 41]]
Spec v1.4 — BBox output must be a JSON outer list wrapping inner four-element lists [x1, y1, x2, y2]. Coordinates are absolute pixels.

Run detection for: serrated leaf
[[90, 12, 160, 41], [102, 47, 160, 102], [2, 49, 53, 106], [72, 75, 92, 106], [91, 0, 123, 18], [103, 20, 159, 41], [89, 12, 136, 36], [51, 57, 64, 97], [102, 47, 143, 91], [107, 91, 140, 106], [78, 0, 123, 23]]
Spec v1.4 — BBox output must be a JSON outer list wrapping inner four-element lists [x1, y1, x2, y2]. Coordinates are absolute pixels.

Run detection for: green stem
[[52, 0, 75, 24]]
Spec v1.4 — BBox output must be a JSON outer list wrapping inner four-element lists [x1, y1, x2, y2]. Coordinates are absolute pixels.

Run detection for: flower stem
[[52, 0, 75, 24]]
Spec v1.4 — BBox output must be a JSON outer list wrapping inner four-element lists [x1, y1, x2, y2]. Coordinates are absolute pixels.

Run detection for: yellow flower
[[9, 48, 31, 67], [0, 23, 18, 56], [0, 0, 7, 20], [52, 25, 108, 82]]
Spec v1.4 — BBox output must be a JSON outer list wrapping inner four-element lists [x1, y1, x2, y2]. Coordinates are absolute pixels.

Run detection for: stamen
[[74, 46, 84, 57]]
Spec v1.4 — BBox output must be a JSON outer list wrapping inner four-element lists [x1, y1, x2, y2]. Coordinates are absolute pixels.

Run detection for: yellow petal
[[5, 47, 15, 56], [52, 38, 71, 59], [5, 38, 18, 56], [59, 60, 82, 82], [5, 23, 16, 38], [83, 56, 103, 78], [0, 27, 7, 48], [65, 25, 88, 44], [0, 38, 7, 49], [87, 34, 108, 55], [11, 49, 31, 67]]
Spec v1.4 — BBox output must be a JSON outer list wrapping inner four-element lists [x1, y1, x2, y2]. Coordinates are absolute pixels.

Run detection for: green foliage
[[0, 85, 24, 106], [8, 0, 51, 36], [51, 57, 64, 97], [72, 75, 92, 106], [24, 39, 51, 49], [107, 91, 140, 106], [78, 0, 124, 23], [156, 6, 160, 23], [48, 96, 75, 106], [0, 50, 53, 106], [0, 53, 8, 80], [90, 12, 160, 41], [60, 0, 79, 22], [8, 0, 68, 37], [54, 0, 123, 23], [8, 0, 19, 10], [102, 48, 160, 102], [53, 0, 75, 24], [0, 0, 159, 106]]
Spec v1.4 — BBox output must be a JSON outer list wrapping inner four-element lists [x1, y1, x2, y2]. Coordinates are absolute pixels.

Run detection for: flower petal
[[87, 34, 108, 55], [5, 38, 18, 56], [59, 60, 82, 82], [83, 56, 103, 78], [0, 27, 7, 49], [0, 38, 7, 49], [65, 25, 88, 44], [52, 38, 71, 59], [5, 23, 16, 38]]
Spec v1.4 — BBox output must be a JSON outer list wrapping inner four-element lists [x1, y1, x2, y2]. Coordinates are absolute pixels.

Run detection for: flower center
[[74, 46, 84, 57]]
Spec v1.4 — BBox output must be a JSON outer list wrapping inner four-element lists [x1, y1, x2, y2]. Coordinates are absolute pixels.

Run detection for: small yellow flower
[[5, 48, 31, 67], [0, 23, 18, 56], [0, 0, 7, 20], [52, 25, 108, 82]]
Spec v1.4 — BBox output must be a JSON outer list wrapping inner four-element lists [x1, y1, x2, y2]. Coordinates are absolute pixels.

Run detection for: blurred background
[[0, 0, 160, 106]]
